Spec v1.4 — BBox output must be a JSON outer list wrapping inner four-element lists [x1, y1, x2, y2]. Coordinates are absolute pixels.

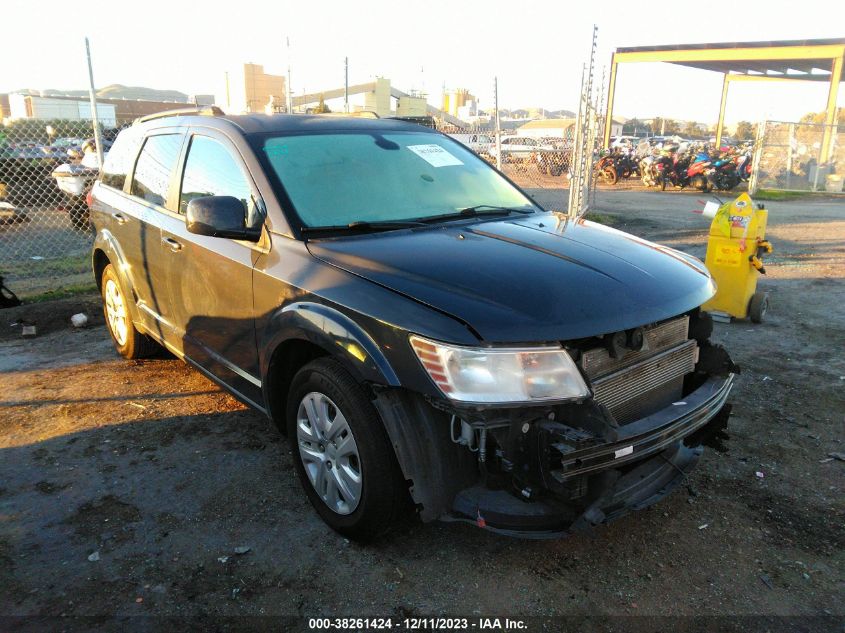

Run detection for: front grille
[[580, 316, 697, 424]]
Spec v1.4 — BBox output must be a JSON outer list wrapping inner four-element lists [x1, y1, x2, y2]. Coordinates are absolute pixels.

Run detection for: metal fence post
[[785, 123, 795, 190], [493, 76, 501, 171], [748, 121, 765, 196], [85, 37, 104, 169]]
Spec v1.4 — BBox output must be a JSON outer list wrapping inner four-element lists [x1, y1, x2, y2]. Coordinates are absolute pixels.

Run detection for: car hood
[[306, 213, 715, 343]]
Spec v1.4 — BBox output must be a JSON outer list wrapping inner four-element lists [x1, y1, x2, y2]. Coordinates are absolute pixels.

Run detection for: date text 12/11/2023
[[308, 617, 528, 630]]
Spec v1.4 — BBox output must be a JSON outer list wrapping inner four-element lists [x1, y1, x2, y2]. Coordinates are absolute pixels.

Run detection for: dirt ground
[[0, 192, 842, 632]]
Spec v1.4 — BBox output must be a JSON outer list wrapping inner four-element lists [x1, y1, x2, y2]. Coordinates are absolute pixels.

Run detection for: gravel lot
[[0, 190, 843, 632]]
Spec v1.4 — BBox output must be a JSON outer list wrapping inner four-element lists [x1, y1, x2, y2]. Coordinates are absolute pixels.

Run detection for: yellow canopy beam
[[602, 55, 619, 147], [821, 55, 843, 162], [602, 42, 844, 152], [715, 74, 730, 148], [612, 44, 845, 64], [725, 74, 824, 84]]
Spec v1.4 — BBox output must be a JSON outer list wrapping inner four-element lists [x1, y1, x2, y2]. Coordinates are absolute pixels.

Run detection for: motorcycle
[[640, 154, 658, 187], [661, 152, 693, 190], [593, 152, 618, 185], [707, 151, 741, 191], [735, 150, 753, 182], [686, 151, 712, 192], [613, 151, 640, 180]]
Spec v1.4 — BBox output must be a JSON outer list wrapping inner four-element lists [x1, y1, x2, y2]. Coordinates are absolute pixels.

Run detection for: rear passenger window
[[179, 135, 253, 218], [130, 134, 183, 209], [101, 132, 142, 190]]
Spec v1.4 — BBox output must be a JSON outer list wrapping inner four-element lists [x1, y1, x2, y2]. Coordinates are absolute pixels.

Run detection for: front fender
[[259, 301, 401, 388]]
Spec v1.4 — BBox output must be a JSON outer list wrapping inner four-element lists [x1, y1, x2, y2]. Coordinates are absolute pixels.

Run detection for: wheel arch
[[92, 248, 110, 290], [260, 302, 402, 428]]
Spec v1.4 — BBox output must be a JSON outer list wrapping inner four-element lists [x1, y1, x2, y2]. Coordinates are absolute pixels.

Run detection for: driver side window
[[179, 135, 255, 223]]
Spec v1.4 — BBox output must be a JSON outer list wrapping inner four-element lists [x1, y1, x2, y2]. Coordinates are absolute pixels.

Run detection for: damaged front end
[[375, 309, 737, 538]]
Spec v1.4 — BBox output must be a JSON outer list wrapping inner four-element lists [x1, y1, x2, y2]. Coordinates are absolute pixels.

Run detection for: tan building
[[396, 94, 427, 117], [517, 118, 577, 139], [363, 78, 392, 117], [220, 63, 287, 114]]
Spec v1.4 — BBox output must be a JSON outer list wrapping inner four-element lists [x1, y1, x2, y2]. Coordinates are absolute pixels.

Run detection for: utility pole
[[344, 57, 349, 113], [286, 37, 293, 114], [84, 37, 104, 169]]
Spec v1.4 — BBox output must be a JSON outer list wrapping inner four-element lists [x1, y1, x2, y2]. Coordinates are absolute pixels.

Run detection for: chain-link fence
[[1, 115, 579, 299], [0, 116, 135, 299], [752, 120, 845, 193], [438, 124, 575, 191], [0, 102, 590, 300]]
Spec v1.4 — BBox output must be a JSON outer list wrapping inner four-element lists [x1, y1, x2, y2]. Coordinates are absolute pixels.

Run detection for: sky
[[2, 0, 844, 125]]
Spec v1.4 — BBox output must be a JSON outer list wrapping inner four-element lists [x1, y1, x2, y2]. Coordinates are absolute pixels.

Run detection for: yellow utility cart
[[701, 193, 773, 323]]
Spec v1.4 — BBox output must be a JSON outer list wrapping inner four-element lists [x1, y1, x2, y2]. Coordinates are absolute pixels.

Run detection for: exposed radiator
[[581, 315, 689, 379], [580, 316, 697, 424]]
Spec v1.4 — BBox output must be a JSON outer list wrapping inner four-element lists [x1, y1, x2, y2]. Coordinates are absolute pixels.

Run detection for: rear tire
[[101, 264, 160, 359], [287, 358, 409, 541], [748, 291, 769, 324]]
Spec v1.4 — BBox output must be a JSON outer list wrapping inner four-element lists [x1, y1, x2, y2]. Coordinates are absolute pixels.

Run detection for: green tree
[[683, 121, 700, 137], [734, 121, 755, 140], [650, 117, 679, 135], [622, 118, 643, 135], [799, 110, 845, 126]]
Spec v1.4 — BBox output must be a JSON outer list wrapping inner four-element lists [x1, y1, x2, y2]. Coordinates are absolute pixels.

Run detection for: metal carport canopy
[[603, 38, 845, 157]]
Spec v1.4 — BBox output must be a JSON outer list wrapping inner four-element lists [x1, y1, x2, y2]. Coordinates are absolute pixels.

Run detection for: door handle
[[112, 212, 127, 225], [162, 236, 183, 252]]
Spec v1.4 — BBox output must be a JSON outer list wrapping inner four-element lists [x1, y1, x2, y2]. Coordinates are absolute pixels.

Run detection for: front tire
[[287, 358, 408, 541], [600, 165, 618, 185], [101, 264, 159, 359]]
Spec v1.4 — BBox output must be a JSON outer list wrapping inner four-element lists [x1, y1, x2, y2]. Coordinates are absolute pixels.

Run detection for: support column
[[820, 55, 843, 163], [715, 73, 730, 149], [602, 54, 617, 148]]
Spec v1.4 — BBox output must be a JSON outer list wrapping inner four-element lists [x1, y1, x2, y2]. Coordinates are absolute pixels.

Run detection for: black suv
[[90, 108, 736, 540]]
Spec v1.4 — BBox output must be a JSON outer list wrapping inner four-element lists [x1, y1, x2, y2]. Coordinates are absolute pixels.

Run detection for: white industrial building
[[7, 94, 116, 126], [517, 117, 623, 139]]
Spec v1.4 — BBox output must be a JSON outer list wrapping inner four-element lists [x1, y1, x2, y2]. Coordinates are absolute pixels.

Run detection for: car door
[[516, 137, 536, 159], [499, 137, 513, 160], [93, 127, 144, 293], [159, 130, 264, 405], [122, 131, 186, 340]]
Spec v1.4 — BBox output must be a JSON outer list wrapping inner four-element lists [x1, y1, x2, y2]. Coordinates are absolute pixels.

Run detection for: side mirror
[[186, 196, 261, 242]]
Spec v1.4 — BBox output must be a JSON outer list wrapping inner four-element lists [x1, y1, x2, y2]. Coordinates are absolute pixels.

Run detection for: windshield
[[258, 131, 537, 228]]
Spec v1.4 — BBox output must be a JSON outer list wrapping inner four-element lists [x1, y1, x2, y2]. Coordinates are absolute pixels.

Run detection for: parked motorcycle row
[[594, 142, 753, 192]]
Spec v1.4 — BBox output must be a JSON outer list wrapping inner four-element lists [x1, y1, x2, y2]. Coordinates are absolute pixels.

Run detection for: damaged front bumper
[[448, 374, 734, 538]]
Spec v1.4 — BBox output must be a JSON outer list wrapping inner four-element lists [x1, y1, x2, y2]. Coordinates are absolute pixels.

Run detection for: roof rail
[[134, 105, 224, 125], [316, 110, 380, 119]]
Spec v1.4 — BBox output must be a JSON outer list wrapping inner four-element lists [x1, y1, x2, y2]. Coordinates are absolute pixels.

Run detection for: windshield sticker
[[407, 144, 463, 167]]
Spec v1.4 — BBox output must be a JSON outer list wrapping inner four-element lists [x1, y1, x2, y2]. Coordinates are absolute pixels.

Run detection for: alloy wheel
[[104, 278, 128, 346], [296, 392, 363, 515]]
